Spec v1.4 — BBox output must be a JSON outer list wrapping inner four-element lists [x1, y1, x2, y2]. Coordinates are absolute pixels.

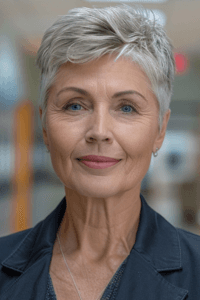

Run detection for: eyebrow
[[56, 87, 147, 101]]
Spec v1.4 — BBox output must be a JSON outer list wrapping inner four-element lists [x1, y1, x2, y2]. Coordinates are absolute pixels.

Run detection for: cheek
[[46, 117, 80, 154], [119, 122, 156, 156], [46, 122, 76, 185]]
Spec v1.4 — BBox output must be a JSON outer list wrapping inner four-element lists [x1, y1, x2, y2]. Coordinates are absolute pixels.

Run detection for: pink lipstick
[[77, 155, 121, 169]]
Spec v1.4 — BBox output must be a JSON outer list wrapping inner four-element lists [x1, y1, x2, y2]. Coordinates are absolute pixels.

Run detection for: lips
[[77, 155, 121, 162]]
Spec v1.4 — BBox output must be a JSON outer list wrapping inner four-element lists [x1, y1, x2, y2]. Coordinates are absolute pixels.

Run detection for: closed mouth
[[77, 159, 121, 162]]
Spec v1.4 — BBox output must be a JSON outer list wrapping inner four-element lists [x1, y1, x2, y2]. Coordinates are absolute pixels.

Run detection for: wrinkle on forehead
[[50, 54, 157, 109]]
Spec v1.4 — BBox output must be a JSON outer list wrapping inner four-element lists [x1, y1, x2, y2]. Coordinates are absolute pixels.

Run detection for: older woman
[[0, 4, 200, 300]]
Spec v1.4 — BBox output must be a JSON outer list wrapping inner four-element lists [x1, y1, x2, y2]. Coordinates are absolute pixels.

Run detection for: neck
[[56, 187, 141, 265]]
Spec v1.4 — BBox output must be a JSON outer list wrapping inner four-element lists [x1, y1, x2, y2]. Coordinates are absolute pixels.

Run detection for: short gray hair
[[36, 4, 175, 131]]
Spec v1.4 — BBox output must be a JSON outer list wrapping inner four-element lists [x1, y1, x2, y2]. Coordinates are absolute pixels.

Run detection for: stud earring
[[153, 147, 159, 157]]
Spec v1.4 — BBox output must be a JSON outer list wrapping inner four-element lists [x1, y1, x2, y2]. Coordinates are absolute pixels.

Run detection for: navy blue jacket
[[0, 194, 200, 300]]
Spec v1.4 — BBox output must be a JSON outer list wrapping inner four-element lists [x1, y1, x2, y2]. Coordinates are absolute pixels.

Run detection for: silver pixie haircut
[[36, 4, 175, 132]]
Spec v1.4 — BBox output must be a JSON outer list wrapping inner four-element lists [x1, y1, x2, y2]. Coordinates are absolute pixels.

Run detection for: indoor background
[[0, 0, 200, 237]]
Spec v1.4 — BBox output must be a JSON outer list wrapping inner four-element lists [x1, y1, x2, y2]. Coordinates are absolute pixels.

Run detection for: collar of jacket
[[134, 194, 182, 272], [2, 193, 181, 273], [1, 194, 188, 300]]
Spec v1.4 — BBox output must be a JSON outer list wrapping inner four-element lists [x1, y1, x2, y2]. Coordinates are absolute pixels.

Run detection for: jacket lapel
[[116, 249, 188, 300], [1, 254, 52, 300], [0, 195, 189, 300], [0, 197, 66, 300], [116, 194, 188, 300]]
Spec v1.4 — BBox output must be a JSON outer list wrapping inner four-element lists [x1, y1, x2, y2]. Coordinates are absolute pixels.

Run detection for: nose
[[85, 109, 113, 144]]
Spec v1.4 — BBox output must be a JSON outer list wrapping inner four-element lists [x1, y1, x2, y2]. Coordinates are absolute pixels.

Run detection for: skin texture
[[39, 54, 171, 299]]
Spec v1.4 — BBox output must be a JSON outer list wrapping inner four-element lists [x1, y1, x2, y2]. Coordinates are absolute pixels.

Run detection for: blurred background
[[0, 0, 200, 237]]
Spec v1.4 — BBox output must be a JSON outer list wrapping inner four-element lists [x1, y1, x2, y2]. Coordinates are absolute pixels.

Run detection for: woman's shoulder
[[0, 229, 31, 263]]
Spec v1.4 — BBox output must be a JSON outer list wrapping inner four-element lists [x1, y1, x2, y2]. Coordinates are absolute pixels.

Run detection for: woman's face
[[40, 54, 170, 199]]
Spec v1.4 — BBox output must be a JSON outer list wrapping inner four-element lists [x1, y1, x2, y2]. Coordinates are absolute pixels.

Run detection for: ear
[[39, 107, 49, 150], [153, 109, 171, 152]]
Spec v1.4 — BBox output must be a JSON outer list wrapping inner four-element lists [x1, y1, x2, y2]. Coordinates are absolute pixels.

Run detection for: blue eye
[[67, 104, 82, 111], [63, 103, 137, 114], [120, 105, 134, 113]]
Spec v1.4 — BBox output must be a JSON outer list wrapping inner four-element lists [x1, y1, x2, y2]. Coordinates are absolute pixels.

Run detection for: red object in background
[[174, 52, 188, 75]]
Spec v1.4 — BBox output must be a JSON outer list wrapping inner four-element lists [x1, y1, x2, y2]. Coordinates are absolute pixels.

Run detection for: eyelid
[[62, 100, 139, 115], [119, 99, 140, 110]]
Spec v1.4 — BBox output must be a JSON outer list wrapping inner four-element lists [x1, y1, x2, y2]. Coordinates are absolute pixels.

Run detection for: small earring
[[153, 147, 159, 157]]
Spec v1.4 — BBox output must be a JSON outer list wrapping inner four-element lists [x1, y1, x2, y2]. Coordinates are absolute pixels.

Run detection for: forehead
[[55, 54, 151, 85], [51, 54, 156, 105]]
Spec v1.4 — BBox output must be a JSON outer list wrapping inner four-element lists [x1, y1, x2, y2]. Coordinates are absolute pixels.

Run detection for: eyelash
[[62, 102, 138, 114]]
